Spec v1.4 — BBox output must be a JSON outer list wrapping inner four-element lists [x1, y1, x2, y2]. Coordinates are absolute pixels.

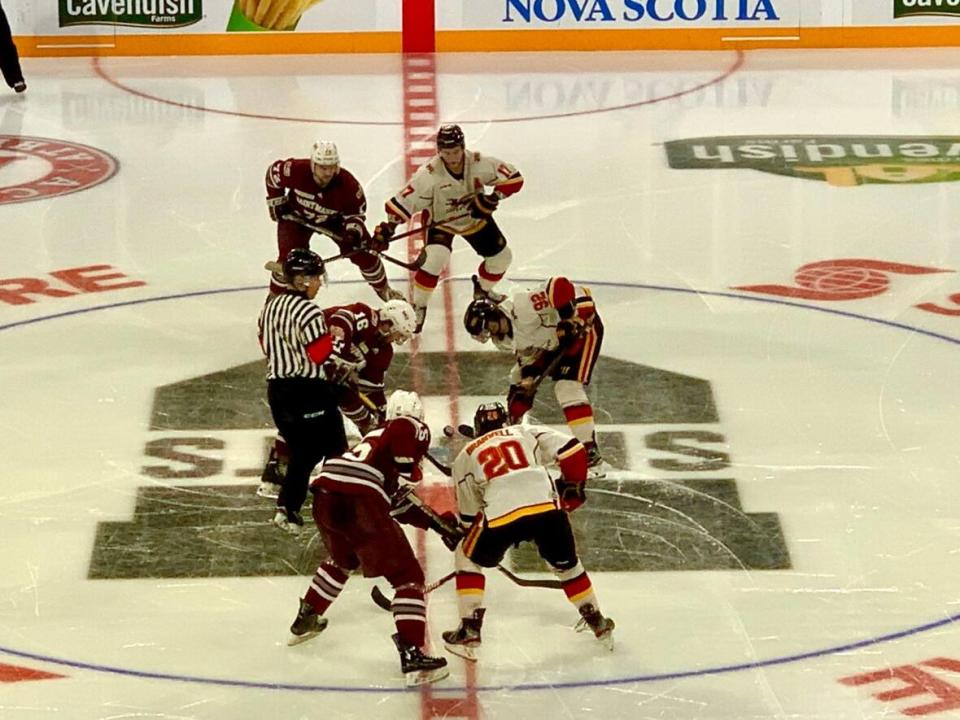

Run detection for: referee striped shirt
[[258, 293, 329, 379]]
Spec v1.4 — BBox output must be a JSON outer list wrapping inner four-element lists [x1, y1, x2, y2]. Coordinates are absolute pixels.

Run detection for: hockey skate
[[575, 603, 615, 651], [257, 447, 286, 499], [287, 599, 329, 646], [413, 304, 427, 334], [584, 441, 608, 480], [392, 633, 449, 686], [441, 608, 484, 661], [471, 274, 505, 303], [376, 285, 406, 302], [273, 507, 303, 534]]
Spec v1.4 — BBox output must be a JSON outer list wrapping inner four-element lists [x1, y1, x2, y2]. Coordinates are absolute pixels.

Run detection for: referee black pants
[[0, 4, 24, 89], [267, 378, 347, 516]]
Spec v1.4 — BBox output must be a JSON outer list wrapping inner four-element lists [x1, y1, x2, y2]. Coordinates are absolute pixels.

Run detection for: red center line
[[399, 52, 479, 719]]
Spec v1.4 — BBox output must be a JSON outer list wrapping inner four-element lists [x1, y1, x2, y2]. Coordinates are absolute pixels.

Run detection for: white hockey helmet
[[311, 140, 340, 168], [386, 389, 424, 422], [379, 299, 417, 344]]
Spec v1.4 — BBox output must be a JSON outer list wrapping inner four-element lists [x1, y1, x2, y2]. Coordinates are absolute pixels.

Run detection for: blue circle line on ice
[[0, 277, 958, 693]]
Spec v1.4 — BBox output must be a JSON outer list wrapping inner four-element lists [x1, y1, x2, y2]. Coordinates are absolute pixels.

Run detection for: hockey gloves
[[324, 355, 361, 385], [557, 318, 587, 350], [370, 221, 396, 252], [470, 192, 499, 219], [341, 222, 365, 250], [267, 196, 289, 222], [556, 478, 587, 512], [435, 511, 467, 551], [507, 381, 535, 424]]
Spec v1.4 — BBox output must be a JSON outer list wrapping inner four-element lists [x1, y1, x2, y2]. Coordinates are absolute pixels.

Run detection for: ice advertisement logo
[[0, 135, 118, 205], [87, 352, 790, 579], [59, 0, 202, 28], [894, 0, 960, 19], [665, 135, 960, 187]]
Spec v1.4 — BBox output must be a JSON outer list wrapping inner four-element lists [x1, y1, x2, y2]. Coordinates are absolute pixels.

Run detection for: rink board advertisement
[[23, 0, 400, 34], [10, 0, 960, 54]]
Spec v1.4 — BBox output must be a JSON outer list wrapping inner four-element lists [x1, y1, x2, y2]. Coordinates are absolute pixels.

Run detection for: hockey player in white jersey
[[378, 124, 524, 333], [463, 275, 607, 475], [442, 402, 614, 660]]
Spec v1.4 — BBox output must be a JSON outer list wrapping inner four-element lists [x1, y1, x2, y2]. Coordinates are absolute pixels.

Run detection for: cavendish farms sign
[[59, 0, 202, 28], [665, 136, 960, 187]]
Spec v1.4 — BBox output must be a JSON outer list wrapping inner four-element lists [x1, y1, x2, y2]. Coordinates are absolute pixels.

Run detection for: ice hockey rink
[[2, 46, 960, 719]]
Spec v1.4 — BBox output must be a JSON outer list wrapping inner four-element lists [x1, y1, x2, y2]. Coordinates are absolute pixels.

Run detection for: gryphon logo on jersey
[[87, 352, 790, 580]]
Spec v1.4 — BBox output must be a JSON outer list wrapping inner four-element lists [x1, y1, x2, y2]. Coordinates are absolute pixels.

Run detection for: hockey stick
[[370, 571, 455, 611], [424, 450, 452, 478], [370, 493, 561, 611], [385, 210, 473, 244], [279, 214, 426, 270], [496, 565, 561, 589], [370, 566, 560, 612]]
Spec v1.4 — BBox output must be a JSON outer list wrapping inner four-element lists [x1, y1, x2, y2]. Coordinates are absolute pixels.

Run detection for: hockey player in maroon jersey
[[265, 140, 404, 301], [378, 124, 524, 333], [442, 402, 615, 660], [258, 298, 418, 502], [287, 390, 450, 687], [463, 275, 608, 476]]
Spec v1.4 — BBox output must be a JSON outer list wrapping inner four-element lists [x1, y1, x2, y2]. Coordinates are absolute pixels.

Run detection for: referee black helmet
[[283, 248, 324, 279]]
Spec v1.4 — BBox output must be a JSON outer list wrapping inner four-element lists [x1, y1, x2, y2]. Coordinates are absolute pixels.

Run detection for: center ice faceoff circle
[[0, 278, 958, 692]]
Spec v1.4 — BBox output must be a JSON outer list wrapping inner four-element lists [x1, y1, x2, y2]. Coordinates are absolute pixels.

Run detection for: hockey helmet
[[379, 299, 417, 344], [463, 298, 508, 342], [474, 402, 508, 436], [283, 247, 325, 279], [311, 140, 340, 167], [436, 124, 465, 150], [386, 389, 425, 422]]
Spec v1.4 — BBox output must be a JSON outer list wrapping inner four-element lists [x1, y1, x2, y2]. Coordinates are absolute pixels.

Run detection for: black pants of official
[[267, 378, 347, 516], [0, 4, 24, 89]]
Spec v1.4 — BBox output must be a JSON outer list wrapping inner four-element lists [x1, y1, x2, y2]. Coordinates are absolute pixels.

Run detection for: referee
[[257, 248, 348, 532]]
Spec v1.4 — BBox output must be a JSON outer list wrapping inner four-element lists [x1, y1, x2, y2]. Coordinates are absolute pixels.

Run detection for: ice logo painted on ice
[[733, 259, 952, 301], [0, 136, 118, 205], [665, 136, 960, 186]]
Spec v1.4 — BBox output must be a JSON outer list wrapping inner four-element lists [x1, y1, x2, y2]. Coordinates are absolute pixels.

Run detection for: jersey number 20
[[477, 440, 529, 480]]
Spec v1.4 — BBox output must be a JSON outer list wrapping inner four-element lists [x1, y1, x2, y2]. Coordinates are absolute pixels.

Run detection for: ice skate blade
[[287, 617, 328, 646], [586, 463, 609, 480], [405, 665, 450, 686], [444, 641, 479, 662], [287, 629, 322, 647], [256, 482, 281, 499]]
